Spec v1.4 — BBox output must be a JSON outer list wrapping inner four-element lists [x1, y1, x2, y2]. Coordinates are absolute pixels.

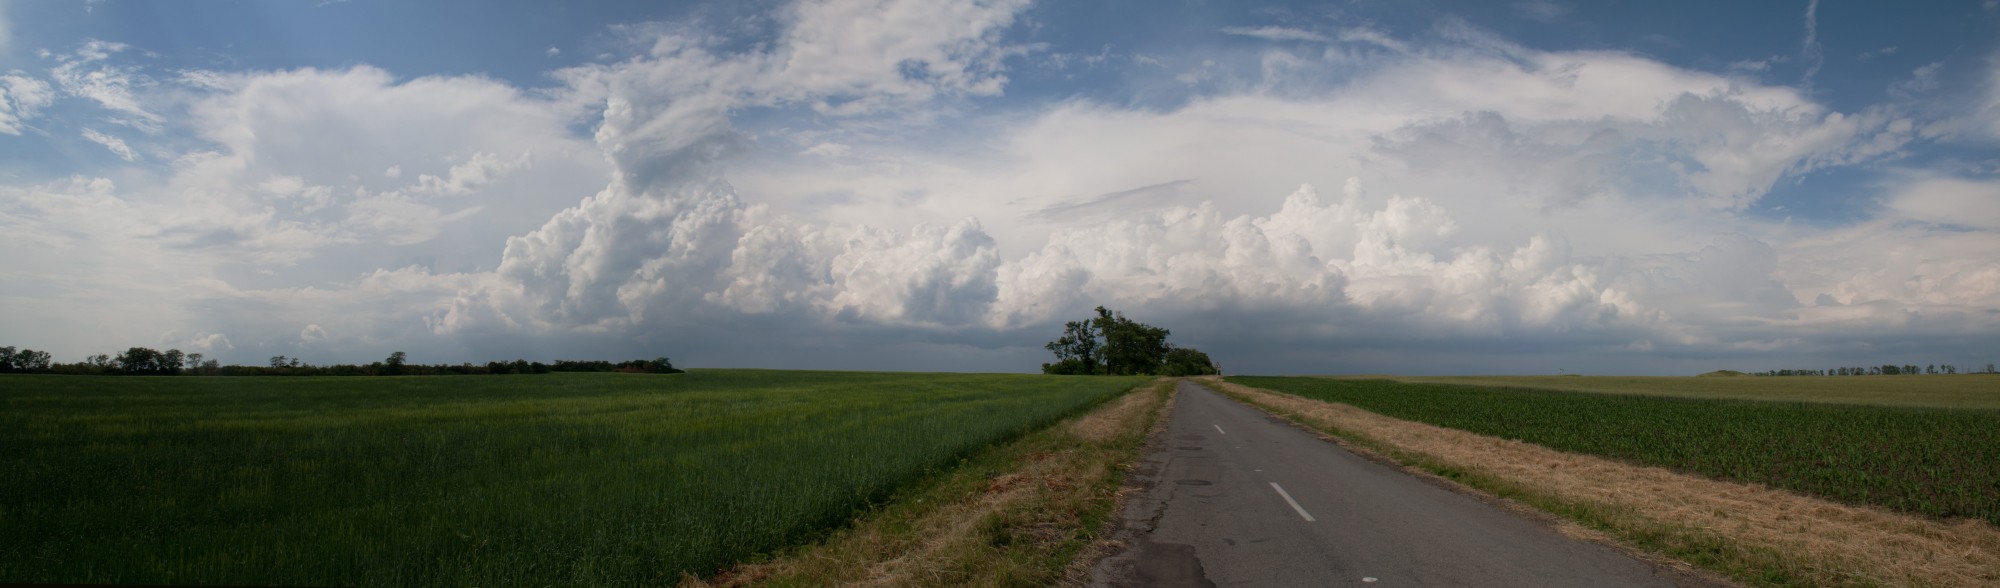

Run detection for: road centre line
[[1270, 482, 1316, 522], [1214, 424, 1226, 435]]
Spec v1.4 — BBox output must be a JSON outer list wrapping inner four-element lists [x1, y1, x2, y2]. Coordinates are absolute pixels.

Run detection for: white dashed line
[[1270, 482, 1316, 522], [1214, 424, 1226, 435]]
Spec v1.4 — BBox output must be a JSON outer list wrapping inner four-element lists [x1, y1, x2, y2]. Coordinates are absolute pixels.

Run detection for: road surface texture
[[1090, 380, 1722, 587]]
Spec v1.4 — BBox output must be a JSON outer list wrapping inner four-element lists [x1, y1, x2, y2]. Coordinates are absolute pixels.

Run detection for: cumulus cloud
[[161, 331, 234, 353], [152, 65, 606, 268], [3, 0, 1994, 373], [0, 73, 53, 134], [0, 61, 608, 362], [693, 18, 1971, 369], [434, 0, 1035, 340]]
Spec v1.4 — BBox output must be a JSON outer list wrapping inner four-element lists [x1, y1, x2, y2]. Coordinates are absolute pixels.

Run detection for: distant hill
[[1698, 370, 1748, 377]]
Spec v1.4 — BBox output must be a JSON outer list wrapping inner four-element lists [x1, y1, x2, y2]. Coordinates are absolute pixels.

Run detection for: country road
[[1090, 380, 1719, 587]]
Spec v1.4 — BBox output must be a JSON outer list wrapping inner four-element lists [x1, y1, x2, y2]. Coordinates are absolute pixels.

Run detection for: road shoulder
[[1207, 377, 2000, 588]]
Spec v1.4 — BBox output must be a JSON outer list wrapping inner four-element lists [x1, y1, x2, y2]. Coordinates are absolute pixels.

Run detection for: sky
[[1, 0, 1997, 375]]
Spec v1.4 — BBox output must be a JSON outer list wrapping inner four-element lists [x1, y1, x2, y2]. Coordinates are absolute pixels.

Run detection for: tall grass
[[1230, 376, 2000, 525], [0, 370, 1144, 586]]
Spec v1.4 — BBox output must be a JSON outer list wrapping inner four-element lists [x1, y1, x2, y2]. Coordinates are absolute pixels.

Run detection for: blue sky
[[2, 0, 1997, 374]]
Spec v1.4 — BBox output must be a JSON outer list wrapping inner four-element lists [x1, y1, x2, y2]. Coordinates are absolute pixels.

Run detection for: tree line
[[0, 346, 683, 376], [1042, 306, 1219, 376], [1750, 363, 1998, 377]]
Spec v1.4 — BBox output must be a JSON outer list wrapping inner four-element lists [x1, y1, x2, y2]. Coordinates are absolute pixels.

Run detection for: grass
[[697, 378, 1175, 587], [1334, 374, 2000, 409], [0, 370, 1146, 586], [1230, 376, 2000, 526]]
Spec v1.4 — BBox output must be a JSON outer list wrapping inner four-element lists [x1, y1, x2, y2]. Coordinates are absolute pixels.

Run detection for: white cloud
[[1218, 25, 1407, 53], [3, 3, 1994, 373], [1220, 26, 1330, 43], [1800, 0, 1823, 91], [432, 0, 1038, 339], [80, 127, 136, 161], [1857, 46, 1898, 62], [1882, 176, 2000, 230], [0, 177, 230, 358], [159, 66, 606, 265], [768, 0, 1029, 112], [1983, 54, 2000, 138], [0, 73, 53, 134], [545, 46, 561, 57], [801, 142, 851, 157], [1889, 62, 1942, 99], [1728, 56, 1785, 72], [51, 40, 164, 132], [1513, 0, 1570, 22], [161, 331, 233, 353]]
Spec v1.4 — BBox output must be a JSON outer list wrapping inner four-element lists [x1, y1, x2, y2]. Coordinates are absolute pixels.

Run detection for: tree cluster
[[0, 346, 55, 373], [1042, 306, 1219, 376], [1751, 363, 1997, 376], [0, 345, 685, 377]]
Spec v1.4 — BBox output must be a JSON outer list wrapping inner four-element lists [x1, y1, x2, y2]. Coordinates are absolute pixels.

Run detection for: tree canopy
[[1042, 306, 1218, 376]]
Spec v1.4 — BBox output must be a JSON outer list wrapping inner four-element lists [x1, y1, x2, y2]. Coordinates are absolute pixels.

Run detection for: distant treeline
[[1750, 363, 1997, 377], [0, 346, 683, 376]]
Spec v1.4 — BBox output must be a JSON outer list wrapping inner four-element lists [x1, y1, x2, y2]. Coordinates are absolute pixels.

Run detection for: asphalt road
[[1091, 380, 1716, 587]]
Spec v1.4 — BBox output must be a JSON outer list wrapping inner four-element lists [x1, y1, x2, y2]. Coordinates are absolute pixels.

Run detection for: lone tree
[[1041, 306, 1217, 376], [384, 351, 408, 376]]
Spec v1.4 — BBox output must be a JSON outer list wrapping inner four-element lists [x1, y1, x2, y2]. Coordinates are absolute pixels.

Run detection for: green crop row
[[1226, 376, 2000, 526], [0, 370, 1145, 586]]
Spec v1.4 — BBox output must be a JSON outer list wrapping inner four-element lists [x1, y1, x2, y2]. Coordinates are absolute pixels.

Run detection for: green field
[[1340, 374, 2000, 409], [1229, 376, 2000, 526], [0, 370, 1145, 586]]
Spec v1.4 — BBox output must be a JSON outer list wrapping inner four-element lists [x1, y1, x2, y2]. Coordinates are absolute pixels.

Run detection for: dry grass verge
[[1202, 377, 2000, 588], [688, 378, 1174, 588]]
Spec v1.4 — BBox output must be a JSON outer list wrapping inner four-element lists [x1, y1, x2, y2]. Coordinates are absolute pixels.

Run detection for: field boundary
[[691, 378, 1175, 587], [1320, 374, 2000, 409], [1201, 377, 2000, 588]]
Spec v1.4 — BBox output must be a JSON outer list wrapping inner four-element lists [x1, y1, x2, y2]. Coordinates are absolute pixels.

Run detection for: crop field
[[0, 370, 1145, 586], [1228, 376, 2000, 525], [1341, 374, 2000, 409]]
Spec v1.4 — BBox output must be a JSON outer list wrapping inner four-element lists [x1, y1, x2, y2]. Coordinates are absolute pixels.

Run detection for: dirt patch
[[1205, 377, 2000, 587]]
